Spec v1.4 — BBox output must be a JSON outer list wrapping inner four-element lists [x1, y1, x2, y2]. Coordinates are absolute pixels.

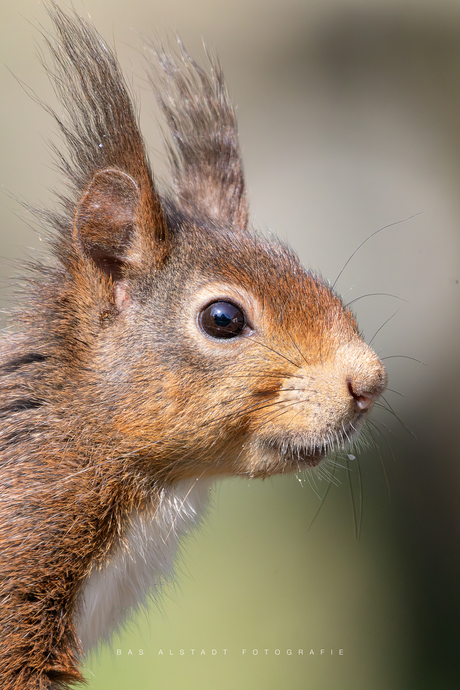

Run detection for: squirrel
[[0, 4, 387, 688]]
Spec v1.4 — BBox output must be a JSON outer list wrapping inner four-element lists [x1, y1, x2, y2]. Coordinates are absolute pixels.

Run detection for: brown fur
[[0, 4, 387, 688]]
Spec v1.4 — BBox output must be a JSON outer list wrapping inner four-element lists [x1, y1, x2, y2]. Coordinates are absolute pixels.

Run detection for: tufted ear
[[152, 46, 249, 231], [45, 6, 171, 280], [74, 167, 169, 279]]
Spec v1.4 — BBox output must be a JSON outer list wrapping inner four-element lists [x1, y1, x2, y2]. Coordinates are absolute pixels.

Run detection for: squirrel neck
[[75, 476, 211, 651]]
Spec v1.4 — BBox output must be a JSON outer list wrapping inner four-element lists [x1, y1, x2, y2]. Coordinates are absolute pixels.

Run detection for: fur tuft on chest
[[76, 478, 211, 652]]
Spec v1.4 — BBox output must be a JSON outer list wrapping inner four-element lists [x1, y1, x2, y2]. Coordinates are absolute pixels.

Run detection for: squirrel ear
[[153, 48, 249, 230], [74, 167, 169, 278]]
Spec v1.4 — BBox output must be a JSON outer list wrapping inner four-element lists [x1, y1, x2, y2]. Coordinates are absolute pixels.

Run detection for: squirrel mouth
[[278, 442, 328, 468], [256, 438, 328, 472], [262, 421, 362, 471]]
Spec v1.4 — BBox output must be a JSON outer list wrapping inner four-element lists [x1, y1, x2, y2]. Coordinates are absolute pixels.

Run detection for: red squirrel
[[0, 5, 387, 688]]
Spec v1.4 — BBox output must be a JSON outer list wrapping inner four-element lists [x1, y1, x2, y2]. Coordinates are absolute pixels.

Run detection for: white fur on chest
[[76, 478, 211, 652]]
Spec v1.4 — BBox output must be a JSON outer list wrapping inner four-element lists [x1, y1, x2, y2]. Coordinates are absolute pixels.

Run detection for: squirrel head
[[29, 6, 387, 485]]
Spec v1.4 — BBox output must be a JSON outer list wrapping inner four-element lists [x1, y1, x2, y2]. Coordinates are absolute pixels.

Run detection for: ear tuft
[[74, 168, 141, 278], [151, 44, 249, 230]]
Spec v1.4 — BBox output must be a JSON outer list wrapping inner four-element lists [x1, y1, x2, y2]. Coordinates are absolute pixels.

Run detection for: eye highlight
[[199, 301, 246, 339]]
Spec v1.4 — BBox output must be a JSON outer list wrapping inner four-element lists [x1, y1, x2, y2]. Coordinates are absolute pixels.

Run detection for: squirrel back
[[0, 5, 387, 688]]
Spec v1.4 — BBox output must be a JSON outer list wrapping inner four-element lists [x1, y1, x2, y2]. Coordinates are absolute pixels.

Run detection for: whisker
[[246, 338, 301, 369], [375, 397, 416, 438], [286, 331, 311, 369], [303, 468, 322, 500], [381, 354, 427, 366], [332, 212, 422, 290], [203, 397, 297, 427], [367, 416, 396, 441], [368, 310, 400, 346], [314, 461, 340, 485], [346, 293, 408, 308], [355, 457, 363, 540], [327, 457, 352, 472], [251, 400, 303, 432], [346, 457, 358, 540], [307, 463, 336, 531], [340, 278, 358, 300], [366, 423, 392, 499], [384, 387, 404, 397]]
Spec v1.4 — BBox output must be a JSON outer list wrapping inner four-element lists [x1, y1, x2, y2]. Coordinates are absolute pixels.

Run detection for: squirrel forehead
[[157, 225, 359, 342], [169, 222, 307, 291]]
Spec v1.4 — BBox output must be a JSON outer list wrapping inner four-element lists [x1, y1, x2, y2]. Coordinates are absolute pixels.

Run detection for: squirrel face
[[83, 221, 387, 482], [19, 8, 387, 491]]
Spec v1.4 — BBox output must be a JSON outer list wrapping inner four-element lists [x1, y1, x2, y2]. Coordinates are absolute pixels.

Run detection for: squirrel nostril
[[354, 394, 374, 411], [347, 378, 375, 412]]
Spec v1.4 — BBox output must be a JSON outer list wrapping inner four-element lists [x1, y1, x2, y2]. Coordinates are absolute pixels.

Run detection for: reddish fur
[[0, 5, 387, 688]]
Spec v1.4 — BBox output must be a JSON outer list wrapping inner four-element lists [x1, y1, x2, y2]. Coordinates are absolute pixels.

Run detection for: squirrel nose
[[346, 378, 379, 412]]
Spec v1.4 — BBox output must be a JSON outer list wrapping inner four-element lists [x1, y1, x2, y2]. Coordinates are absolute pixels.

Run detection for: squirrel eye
[[199, 301, 246, 339]]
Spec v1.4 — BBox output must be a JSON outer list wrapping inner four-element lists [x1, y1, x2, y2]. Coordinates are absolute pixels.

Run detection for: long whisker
[[355, 457, 363, 540], [250, 400, 304, 432], [375, 396, 416, 438], [307, 463, 336, 530], [366, 422, 392, 499], [368, 310, 400, 346], [246, 338, 301, 369], [346, 456, 358, 539], [381, 354, 427, 365], [303, 467, 322, 499], [346, 293, 408, 308], [286, 331, 311, 369], [332, 212, 422, 289], [314, 460, 340, 485], [340, 278, 358, 300], [200, 397, 298, 427], [384, 387, 404, 397]]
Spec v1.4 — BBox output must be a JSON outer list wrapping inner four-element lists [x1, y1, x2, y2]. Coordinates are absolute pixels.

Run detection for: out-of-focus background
[[1, 1, 460, 689]]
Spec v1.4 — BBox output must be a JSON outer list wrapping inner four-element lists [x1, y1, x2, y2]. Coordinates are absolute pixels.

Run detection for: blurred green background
[[1, 1, 460, 688]]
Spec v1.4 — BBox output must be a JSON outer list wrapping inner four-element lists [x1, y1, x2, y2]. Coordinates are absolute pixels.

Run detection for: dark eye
[[199, 301, 246, 339]]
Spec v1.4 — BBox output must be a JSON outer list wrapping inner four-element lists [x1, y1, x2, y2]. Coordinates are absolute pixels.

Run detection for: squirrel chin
[[244, 416, 368, 477]]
